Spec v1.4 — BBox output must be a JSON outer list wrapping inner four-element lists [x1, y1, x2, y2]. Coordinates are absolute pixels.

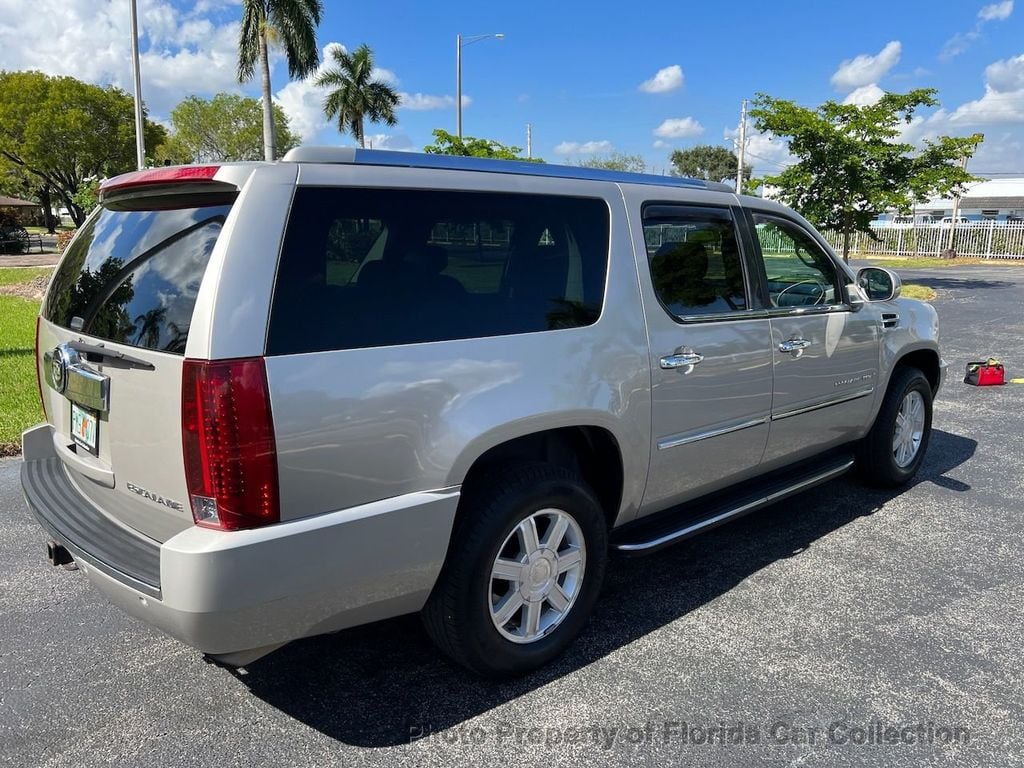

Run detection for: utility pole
[[526, 123, 532, 160], [455, 34, 462, 140], [946, 153, 971, 253], [735, 99, 748, 193], [129, 0, 146, 169]]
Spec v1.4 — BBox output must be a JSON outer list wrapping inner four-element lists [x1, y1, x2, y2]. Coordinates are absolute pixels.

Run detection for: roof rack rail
[[280, 147, 733, 192]]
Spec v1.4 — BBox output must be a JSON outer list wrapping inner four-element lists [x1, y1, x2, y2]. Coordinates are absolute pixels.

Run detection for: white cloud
[[843, 84, 886, 106], [554, 140, 614, 155], [943, 2, 1014, 59], [0, 0, 249, 118], [372, 67, 399, 86], [639, 65, 684, 94], [831, 41, 901, 91], [653, 117, 704, 138], [985, 53, 1024, 92], [652, 139, 670, 149], [979, 0, 1013, 21], [398, 93, 470, 111], [365, 133, 415, 151], [724, 126, 795, 177], [273, 43, 346, 141]]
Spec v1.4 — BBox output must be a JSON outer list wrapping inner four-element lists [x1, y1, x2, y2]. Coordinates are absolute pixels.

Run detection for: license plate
[[70, 402, 98, 455]]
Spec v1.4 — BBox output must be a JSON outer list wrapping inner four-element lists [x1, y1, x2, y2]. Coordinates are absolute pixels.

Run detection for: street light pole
[[456, 33, 504, 141], [129, 0, 146, 169]]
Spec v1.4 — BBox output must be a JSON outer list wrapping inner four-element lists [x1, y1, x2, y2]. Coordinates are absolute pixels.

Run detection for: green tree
[[315, 44, 399, 148], [423, 129, 539, 161], [237, 0, 323, 161], [751, 89, 983, 260], [669, 144, 749, 183], [157, 93, 299, 163], [0, 71, 166, 226], [577, 153, 646, 172]]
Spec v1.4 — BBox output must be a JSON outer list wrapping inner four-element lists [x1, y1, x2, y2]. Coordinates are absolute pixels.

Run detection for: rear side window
[[267, 188, 610, 355], [44, 199, 233, 354]]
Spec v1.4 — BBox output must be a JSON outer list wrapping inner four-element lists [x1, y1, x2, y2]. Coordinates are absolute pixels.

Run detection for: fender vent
[[881, 312, 900, 329]]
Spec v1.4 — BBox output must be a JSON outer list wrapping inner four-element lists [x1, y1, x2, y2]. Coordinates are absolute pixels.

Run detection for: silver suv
[[22, 149, 944, 676]]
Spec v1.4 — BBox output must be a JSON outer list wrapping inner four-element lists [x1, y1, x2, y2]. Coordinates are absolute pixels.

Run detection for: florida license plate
[[70, 402, 98, 455]]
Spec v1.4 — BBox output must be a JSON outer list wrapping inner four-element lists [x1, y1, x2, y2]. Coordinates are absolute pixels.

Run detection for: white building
[[901, 178, 1024, 223]]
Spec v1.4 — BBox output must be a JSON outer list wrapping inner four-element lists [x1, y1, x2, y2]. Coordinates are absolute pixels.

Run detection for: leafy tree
[[751, 89, 983, 259], [315, 44, 400, 148], [156, 94, 299, 163], [237, 0, 323, 161], [0, 71, 166, 226], [669, 144, 750, 184], [577, 153, 646, 172], [71, 178, 100, 217], [423, 129, 540, 161]]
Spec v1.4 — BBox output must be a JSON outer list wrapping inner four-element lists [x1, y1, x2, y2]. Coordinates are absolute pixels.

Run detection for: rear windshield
[[44, 197, 234, 354]]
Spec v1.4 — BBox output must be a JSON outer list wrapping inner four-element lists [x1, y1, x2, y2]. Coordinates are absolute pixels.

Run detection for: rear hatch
[[36, 169, 240, 542]]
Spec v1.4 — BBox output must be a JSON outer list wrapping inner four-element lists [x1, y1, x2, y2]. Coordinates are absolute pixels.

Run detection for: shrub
[[56, 229, 76, 253]]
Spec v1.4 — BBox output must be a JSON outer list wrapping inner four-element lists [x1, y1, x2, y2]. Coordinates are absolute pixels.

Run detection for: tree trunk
[[358, 118, 365, 148], [259, 29, 276, 162], [40, 185, 54, 233], [842, 227, 851, 263]]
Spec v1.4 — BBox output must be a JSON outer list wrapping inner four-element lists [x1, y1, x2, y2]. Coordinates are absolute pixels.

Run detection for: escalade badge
[[125, 482, 185, 513]]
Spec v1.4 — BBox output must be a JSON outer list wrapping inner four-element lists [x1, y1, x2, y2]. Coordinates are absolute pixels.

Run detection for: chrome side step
[[614, 456, 855, 555]]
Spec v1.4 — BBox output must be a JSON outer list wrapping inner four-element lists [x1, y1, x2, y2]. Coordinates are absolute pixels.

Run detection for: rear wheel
[[857, 367, 933, 487], [422, 463, 607, 677]]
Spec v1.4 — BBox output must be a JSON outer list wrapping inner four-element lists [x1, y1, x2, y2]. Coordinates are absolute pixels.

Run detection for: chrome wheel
[[893, 390, 926, 467], [489, 508, 586, 644]]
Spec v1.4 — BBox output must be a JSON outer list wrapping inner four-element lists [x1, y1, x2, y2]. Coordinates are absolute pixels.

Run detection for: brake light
[[181, 358, 279, 531], [34, 316, 46, 419], [100, 166, 220, 197]]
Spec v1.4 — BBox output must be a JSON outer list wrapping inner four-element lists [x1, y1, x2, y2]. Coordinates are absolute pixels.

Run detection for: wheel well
[[894, 349, 940, 392], [459, 427, 624, 529]]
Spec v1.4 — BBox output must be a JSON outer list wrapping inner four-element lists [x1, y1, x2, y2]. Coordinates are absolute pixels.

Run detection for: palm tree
[[237, 0, 323, 161], [316, 44, 400, 148]]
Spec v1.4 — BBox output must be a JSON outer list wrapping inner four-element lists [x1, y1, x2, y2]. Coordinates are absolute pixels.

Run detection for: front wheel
[[857, 367, 933, 487], [422, 463, 608, 677]]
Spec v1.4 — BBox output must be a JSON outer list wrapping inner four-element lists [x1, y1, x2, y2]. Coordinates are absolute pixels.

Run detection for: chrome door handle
[[778, 338, 811, 353], [660, 351, 704, 370]]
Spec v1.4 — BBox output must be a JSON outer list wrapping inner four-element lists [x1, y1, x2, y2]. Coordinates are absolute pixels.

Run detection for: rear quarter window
[[267, 187, 610, 355], [45, 198, 233, 354]]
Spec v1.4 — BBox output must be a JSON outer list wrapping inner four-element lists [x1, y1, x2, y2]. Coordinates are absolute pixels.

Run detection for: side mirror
[[856, 267, 902, 302]]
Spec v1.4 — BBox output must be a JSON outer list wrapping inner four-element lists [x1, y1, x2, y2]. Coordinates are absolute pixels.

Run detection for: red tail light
[[101, 166, 221, 197], [182, 358, 279, 531], [34, 316, 46, 419]]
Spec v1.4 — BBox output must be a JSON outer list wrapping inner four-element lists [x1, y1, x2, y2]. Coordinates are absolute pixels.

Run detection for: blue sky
[[2, 0, 1022, 175]]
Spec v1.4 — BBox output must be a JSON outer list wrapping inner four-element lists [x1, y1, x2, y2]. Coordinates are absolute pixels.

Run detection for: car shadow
[[236, 428, 976, 748]]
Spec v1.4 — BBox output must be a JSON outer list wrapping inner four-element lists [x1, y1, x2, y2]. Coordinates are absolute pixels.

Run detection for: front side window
[[642, 205, 747, 319], [752, 215, 842, 308], [267, 188, 610, 355]]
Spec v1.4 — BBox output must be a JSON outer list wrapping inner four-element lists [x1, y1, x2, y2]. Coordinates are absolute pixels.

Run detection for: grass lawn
[[901, 283, 937, 301], [860, 256, 1024, 268], [0, 295, 42, 455], [0, 267, 51, 286]]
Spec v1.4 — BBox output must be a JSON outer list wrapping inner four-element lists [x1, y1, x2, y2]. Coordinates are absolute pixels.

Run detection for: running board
[[613, 454, 855, 556]]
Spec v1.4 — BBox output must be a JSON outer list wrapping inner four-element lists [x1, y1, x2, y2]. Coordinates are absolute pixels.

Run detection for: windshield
[[44, 198, 233, 354]]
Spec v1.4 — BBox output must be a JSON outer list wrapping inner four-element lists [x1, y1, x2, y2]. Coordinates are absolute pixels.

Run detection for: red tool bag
[[964, 359, 1005, 386]]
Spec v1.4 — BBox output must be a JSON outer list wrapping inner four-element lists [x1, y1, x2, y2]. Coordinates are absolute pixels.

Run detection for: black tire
[[856, 366, 933, 487], [422, 463, 608, 677]]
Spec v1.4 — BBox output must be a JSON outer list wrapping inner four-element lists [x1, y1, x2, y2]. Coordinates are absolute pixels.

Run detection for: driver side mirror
[[856, 267, 902, 302]]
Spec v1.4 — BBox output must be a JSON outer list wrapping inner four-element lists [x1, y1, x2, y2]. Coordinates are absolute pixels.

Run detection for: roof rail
[[280, 147, 733, 192]]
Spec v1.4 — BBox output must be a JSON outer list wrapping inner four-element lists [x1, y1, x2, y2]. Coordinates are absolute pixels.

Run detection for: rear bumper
[[21, 423, 458, 659]]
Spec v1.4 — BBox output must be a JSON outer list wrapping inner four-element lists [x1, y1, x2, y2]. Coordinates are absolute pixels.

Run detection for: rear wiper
[[69, 340, 156, 370]]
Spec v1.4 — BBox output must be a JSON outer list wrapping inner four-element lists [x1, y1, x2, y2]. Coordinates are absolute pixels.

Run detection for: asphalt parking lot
[[2, 264, 1022, 768]]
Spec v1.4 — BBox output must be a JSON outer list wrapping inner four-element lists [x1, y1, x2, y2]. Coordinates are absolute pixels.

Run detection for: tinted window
[[642, 206, 747, 318], [45, 201, 232, 353], [752, 215, 841, 307], [267, 188, 610, 354]]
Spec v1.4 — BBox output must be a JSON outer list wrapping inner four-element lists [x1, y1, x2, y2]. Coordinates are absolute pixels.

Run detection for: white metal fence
[[818, 222, 1024, 260]]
